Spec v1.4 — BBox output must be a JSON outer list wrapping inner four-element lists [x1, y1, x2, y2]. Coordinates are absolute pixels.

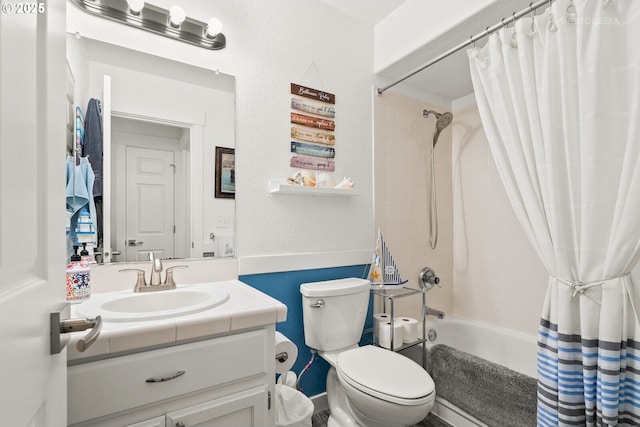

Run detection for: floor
[[311, 409, 452, 427]]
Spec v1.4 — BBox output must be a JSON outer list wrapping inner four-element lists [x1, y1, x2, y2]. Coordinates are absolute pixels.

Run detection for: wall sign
[[289, 83, 336, 171], [291, 83, 335, 104]]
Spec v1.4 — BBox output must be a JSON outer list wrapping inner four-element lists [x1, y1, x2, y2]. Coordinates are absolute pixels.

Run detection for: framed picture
[[215, 146, 235, 199]]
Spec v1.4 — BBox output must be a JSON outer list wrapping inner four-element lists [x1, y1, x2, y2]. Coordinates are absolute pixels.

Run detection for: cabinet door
[[126, 416, 166, 427], [165, 386, 269, 427]]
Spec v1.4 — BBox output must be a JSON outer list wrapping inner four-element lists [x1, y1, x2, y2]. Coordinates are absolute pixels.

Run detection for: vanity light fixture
[[168, 5, 185, 28], [206, 17, 223, 38], [126, 0, 144, 15], [70, 0, 226, 50]]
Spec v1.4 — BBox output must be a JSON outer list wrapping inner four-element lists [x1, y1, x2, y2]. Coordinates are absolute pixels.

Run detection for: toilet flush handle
[[309, 299, 325, 308]]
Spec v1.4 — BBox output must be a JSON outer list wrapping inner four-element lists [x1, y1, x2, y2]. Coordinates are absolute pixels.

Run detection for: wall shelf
[[269, 179, 359, 197]]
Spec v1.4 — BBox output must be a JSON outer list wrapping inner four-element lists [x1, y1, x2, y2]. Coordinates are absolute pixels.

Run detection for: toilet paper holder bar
[[276, 351, 289, 363]]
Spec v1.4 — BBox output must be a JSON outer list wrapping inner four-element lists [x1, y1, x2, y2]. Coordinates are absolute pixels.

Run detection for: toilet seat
[[336, 345, 435, 406]]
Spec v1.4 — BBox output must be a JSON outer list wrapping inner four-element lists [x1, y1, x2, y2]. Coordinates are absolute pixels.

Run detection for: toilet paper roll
[[275, 331, 298, 374], [379, 321, 403, 350], [373, 313, 390, 344], [397, 317, 419, 343]]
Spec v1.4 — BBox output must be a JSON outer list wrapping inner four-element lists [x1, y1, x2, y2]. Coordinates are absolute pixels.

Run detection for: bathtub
[[401, 316, 538, 427]]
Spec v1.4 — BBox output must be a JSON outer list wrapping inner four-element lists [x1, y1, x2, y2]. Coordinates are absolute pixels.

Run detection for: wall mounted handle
[[419, 267, 441, 291]]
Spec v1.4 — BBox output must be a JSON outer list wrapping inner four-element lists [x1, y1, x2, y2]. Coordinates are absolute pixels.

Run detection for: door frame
[[105, 111, 199, 262]]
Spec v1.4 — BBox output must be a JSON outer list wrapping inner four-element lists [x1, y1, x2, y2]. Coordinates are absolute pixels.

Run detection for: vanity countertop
[[67, 280, 287, 364]]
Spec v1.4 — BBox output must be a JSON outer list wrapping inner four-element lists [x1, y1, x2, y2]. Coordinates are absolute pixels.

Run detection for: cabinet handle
[[145, 370, 186, 383], [175, 422, 185, 427]]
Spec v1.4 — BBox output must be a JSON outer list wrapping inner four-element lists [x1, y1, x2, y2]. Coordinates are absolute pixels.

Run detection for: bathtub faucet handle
[[419, 267, 441, 291]]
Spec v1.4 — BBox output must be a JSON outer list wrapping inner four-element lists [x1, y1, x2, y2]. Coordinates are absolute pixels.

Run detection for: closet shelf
[[269, 179, 360, 197]]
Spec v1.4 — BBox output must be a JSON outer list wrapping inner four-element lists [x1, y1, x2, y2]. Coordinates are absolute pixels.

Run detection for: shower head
[[423, 109, 453, 147]]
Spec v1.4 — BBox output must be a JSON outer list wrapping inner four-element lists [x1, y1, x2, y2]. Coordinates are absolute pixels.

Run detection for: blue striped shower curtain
[[468, 1, 640, 425]]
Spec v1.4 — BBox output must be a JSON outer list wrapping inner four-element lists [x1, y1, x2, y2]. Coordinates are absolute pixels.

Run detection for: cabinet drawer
[[68, 330, 269, 425]]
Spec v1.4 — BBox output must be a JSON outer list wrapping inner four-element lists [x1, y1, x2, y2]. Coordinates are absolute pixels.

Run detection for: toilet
[[300, 278, 435, 427]]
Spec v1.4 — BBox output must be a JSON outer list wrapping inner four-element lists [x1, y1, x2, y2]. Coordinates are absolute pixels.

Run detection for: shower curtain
[[468, 1, 640, 425]]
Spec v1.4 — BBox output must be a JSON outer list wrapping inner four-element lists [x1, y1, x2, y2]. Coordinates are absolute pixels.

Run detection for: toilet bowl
[[300, 278, 436, 427], [331, 345, 434, 427]]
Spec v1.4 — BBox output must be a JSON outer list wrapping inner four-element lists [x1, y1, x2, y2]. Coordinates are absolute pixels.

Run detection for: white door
[[125, 146, 175, 261], [0, 1, 67, 426]]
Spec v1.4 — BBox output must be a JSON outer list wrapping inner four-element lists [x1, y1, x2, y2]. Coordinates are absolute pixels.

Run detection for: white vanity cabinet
[[68, 328, 275, 427]]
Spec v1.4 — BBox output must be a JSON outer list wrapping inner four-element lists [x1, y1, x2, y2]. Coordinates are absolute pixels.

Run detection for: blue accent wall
[[240, 264, 371, 397]]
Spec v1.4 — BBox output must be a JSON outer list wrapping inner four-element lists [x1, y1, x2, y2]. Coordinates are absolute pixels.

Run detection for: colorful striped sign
[[291, 127, 335, 146], [291, 141, 335, 158], [290, 156, 335, 171], [291, 83, 335, 104], [291, 98, 335, 118], [290, 113, 335, 131]]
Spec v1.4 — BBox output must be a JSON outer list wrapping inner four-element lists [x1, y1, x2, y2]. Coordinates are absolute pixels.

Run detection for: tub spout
[[425, 306, 445, 319]]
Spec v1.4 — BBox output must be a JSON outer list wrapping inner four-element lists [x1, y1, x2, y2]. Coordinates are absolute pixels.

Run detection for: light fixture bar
[[70, 0, 226, 50]]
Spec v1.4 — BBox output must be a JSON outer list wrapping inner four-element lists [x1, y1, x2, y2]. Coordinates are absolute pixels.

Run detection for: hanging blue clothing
[[66, 155, 97, 252], [82, 98, 103, 197]]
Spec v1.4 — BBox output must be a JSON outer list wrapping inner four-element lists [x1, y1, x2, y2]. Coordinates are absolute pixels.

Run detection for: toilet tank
[[300, 278, 370, 352]]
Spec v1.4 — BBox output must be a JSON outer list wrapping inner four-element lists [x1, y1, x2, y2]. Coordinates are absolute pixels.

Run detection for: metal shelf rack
[[363, 287, 427, 368]]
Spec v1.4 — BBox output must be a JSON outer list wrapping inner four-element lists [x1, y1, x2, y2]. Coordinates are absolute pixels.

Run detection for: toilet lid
[[336, 346, 434, 405]]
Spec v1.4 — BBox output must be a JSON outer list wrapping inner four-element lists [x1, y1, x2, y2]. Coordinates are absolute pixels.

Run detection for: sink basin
[[76, 286, 229, 322]]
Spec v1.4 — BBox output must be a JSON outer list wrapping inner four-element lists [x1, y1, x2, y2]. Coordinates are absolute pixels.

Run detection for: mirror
[[66, 35, 236, 263]]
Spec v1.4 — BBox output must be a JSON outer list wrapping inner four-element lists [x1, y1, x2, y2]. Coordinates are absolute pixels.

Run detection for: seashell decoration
[[334, 177, 354, 189], [286, 170, 316, 187]]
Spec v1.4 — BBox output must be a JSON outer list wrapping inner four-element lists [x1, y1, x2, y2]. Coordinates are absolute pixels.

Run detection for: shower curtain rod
[[376, 0, 549, 95]]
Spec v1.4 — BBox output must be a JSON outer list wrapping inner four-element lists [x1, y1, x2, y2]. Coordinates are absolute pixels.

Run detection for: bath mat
[[428, 344, 536, 427]]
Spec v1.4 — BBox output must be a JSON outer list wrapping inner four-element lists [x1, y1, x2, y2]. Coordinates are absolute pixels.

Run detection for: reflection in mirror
[[112, 117, 190, 262], [66, 35, 236, 264]]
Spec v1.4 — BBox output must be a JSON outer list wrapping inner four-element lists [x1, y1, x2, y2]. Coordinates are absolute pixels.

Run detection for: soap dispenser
[[66, 245, 91, 301], [80, 243, 96, 264]]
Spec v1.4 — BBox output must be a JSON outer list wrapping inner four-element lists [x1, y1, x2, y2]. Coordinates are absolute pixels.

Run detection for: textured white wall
[[68, 0, 375, 273]]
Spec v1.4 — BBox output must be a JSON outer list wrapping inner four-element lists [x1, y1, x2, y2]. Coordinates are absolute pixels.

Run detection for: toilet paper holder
[[276, 351, 289, 363]]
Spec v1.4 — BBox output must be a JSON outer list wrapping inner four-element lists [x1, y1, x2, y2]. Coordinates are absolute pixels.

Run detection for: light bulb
[[169, 5, 186, 28], [127, 0, 144, 15], [206, 17, 223, 38]]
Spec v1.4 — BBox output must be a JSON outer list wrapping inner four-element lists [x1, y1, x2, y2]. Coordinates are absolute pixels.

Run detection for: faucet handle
[[164, 265, 189, 288], [119, 268, 148, 292], [419, 267, 441, 291]]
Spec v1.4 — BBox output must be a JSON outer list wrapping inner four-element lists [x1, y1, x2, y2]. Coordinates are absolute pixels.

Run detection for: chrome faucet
[[149, 252, 163, 285], [424, 306, 445, 319], [119, 252, 188, 292]]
